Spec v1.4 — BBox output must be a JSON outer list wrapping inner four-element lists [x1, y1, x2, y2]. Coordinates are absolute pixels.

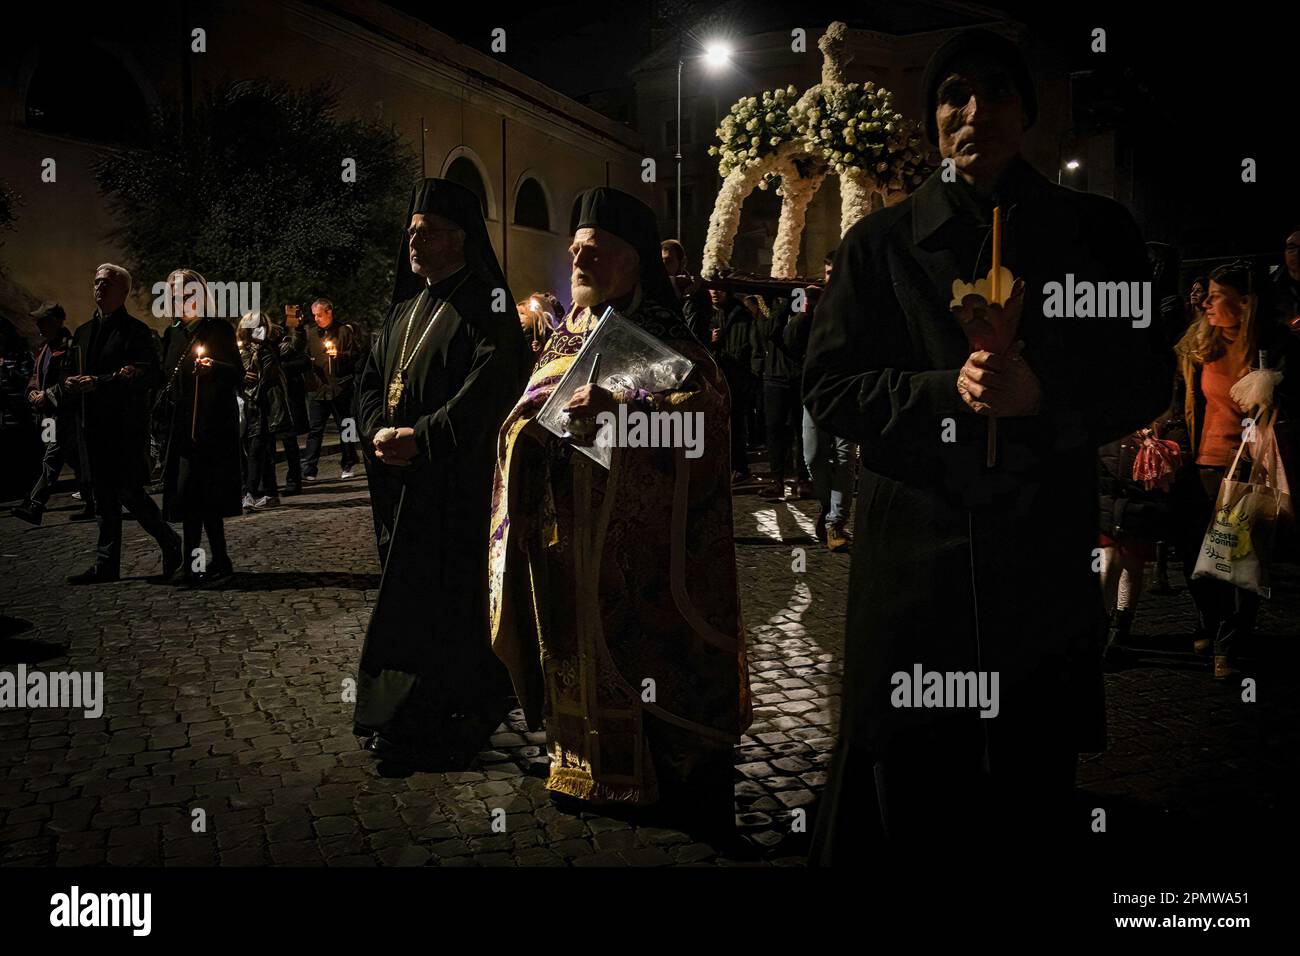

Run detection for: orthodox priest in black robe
[[353, 178, 530, 764], [803, 30, 1172, 860]]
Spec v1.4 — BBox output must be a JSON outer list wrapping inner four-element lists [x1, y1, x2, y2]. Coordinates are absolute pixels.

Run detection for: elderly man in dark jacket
[[302, 298, 362, 481], [803, 30, 1172, 859], [65, 264, 182, 584]]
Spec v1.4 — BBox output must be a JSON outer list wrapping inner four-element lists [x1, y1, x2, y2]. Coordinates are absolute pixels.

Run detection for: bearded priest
[[489, 187, 751, 836]]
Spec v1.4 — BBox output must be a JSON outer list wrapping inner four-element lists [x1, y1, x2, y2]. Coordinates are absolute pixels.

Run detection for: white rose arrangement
[[709, 85, 799, 178], [701, 21, 929, 278], [788, 81, 926, 191]]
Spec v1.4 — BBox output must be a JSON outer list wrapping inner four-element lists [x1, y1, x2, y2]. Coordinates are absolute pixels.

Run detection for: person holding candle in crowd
[[802, 29, 1171, 858], [302, 297, 361, 481], [237, 311, 293, 509], [158, 269, 243, 586], [351, 178, 529, 765], [65, 264, 182, 584], [516, 291, 561, 360]]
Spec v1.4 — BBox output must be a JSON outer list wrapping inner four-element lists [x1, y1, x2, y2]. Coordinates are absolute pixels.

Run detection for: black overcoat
[[161, 318, 243, 520], [71, 307, 160, 488], [241, 341, 293, 439], [803, 157, 1172, 859]]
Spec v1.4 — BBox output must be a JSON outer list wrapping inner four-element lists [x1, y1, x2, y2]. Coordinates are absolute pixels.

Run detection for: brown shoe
[[827, 521, 850, 553], [1213, 655, 1237, 680], [1193, 637, 1212, 656]]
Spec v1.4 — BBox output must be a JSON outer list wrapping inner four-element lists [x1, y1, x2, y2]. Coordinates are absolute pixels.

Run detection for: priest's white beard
[[571, 272, 605, 309], [572, 271, 636, 309]]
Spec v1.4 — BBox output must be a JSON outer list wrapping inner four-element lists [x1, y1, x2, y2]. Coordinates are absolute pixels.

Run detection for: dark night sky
[[997, 1, 1296, 261], [394, 0, 1296, 265]]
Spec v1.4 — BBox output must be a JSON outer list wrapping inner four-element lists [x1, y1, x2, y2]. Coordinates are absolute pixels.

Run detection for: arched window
[[513, 177, 550, 231], [445, 156, 489, 219], [25, 42, 150, 146]]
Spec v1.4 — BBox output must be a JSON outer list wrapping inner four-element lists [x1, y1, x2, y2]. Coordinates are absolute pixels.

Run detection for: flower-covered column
[[702, 21, 927, 277], [771, 167, 827, 278], [838, 167, 875, 238], [702, 163, 768, 277]]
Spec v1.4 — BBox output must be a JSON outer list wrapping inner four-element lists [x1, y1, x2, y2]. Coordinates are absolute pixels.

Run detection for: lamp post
[[676, 41, 732, 243], [1058, 158, 1080, 185], [676, 56, 683, 242]]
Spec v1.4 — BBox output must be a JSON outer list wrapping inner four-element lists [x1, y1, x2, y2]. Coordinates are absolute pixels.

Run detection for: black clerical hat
[[569, 187, 677, 309], [392, 178, 512, 307], [921, 28, 1037, 145]]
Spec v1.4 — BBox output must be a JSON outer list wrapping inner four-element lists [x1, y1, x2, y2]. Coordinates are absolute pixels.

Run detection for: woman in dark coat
[[160, 269, 243, 585], [237, 311, 293, 507]]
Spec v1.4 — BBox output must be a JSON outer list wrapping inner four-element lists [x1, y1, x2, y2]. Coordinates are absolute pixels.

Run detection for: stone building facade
[[0, 0, 649, 332]]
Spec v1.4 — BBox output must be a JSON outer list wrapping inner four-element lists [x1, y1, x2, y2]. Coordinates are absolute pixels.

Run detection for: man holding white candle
[[803, 29, 1172, 858], [302, 298, 361, 481]]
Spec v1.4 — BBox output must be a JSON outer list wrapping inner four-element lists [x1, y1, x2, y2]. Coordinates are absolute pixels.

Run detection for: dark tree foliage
[[0, 181, 19, 248], [95, 80, 416, 333]]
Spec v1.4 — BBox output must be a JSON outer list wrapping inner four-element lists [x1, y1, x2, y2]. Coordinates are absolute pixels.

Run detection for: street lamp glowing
[[1065, 159, 1080, 171], [676, 40, 732, 243]]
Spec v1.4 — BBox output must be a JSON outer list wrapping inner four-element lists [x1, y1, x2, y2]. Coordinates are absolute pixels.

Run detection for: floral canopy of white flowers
[[702, 21, 930, 279]]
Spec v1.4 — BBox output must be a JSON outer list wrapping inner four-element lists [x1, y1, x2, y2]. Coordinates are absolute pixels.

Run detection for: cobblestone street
[[2, 452, 1297, 867]]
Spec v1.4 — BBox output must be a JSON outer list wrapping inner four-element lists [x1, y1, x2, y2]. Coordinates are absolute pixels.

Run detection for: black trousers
[[92, 474, 174, 573], [726, 374, 751, 477], [246, 432, 278, 497], [303, 387, 358, 474], [27, 433, 91, 509], [1175, 465, 1260, 657], [763, 380, 807, 485], [279, 433, 302, 490], [812, 722, 1079, 862], [182, 511, 229, 572]]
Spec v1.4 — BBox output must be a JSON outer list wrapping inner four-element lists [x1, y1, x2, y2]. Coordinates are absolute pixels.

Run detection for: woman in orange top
[[1168, 261, 1289, 677]]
